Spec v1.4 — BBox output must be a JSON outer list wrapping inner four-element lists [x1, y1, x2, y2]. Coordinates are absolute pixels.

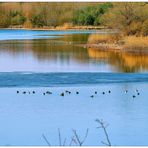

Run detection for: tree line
[[0, 2, 147, 36]]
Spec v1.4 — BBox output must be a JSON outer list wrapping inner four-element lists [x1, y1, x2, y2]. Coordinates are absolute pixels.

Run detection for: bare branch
[[69, 136, 77, 146], [58, 128, 62, 146], [72, 128, 89, 146], [81, 128, 89, 144], [96, 119, 111, 146], [42, 134, 51, 146], [63, 138, 67, 146], [72, 129, 82, 146]]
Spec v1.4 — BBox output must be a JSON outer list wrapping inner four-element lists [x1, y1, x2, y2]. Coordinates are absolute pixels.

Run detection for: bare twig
[[69, 136, 77, 146], [42, 134, 51, 146], [72, 128, 89, 146], [96, 119, 111, 146], [58, 128, 62, 146], [63, 138, 67, 146], [42, 128, 89, 146]]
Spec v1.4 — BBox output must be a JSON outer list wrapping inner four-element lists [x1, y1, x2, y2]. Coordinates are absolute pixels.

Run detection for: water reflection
[[0, 34, 148, 72], [88, 48, 148, 72]]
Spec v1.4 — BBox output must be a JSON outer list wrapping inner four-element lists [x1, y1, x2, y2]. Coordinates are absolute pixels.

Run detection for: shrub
[[73, 3, 113, 26], [128, 21, 142, 36], [141, 20, 148, 36], [31, 14, 46, 27]]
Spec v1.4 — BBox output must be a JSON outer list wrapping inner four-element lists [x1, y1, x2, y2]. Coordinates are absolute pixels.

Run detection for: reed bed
[[123, 36, 148, 50], [87, 34, 148, 51]]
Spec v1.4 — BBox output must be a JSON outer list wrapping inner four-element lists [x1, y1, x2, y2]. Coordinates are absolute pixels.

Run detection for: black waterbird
[[76, 91, 79, 94], [60, 93, 64, 96], [46, 91, 52, 94], [133, 95, 136, 98], [65, 90, 71, 94]]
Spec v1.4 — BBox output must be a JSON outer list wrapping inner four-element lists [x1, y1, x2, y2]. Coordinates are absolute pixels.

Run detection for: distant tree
[[101, 2, 148, 36], [73, 3, 113, 26], [31, 14, 46, 27], [9, 10, 26, 25]]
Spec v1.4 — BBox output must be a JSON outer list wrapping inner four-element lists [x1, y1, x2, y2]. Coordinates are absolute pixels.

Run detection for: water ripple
[[0, 72, 147, 87]]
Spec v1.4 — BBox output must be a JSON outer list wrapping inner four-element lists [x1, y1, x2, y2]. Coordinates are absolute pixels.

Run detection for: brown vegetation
[[87, 34, 148, 51], [123, 36, 148, 50]]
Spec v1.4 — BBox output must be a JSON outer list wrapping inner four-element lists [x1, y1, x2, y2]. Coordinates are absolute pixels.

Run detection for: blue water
[[0, 29, 98, 41], [0, 29, 148, 146], [0, 83, 148, 146], [0, 72, 147, 87]]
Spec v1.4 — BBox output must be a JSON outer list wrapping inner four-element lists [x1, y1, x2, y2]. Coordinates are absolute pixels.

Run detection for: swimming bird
[[125, 90, 128, 93], [60, 93, 64, 96], [133, 95, 136, 98], [137, 92, 140, 95], [95, 91, 97, 94], [46, 91, 52, 94], [23, 91, 26, 94], [108, 90, 111, 93], [76, 91, 79, 94], [65, 90, 71, 94], [43, 93, 46, 95], [102, 92, 105, 95], [136, 89, 139, 92], [90, 95, 94, 98], [17, 91, 19, 94], [32, 91, 35, 94]]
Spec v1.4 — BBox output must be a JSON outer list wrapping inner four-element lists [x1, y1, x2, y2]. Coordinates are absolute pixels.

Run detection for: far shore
[[1, 27, 147, 54], [0, 25, 107, 31]]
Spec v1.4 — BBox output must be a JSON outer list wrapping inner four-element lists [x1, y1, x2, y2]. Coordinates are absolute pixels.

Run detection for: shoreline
[[86, 43, 148, 54], [0, 26, 109, 31]]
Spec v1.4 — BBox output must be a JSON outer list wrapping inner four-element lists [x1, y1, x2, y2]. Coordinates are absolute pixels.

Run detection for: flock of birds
[[16, 89, 140, 98]]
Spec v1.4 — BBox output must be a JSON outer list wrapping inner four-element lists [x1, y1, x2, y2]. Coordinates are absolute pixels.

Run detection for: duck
[[76, 91, 79, 94], [46, 91, 52, 94], [65, 90, 71, 94], [60, 92, 64, 96], [133, 95, 136, 98]]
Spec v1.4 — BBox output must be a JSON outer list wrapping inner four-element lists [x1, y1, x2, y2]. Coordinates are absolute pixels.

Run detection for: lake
[[0, 29, 148, 73], [0, 29, 148, 146]]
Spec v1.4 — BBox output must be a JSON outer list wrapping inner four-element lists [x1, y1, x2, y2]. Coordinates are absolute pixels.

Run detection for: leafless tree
[[96, 119, 111, 146]]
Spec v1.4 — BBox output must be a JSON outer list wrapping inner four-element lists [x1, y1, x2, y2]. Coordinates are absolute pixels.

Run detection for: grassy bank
[[87, 34, 148, 52]]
